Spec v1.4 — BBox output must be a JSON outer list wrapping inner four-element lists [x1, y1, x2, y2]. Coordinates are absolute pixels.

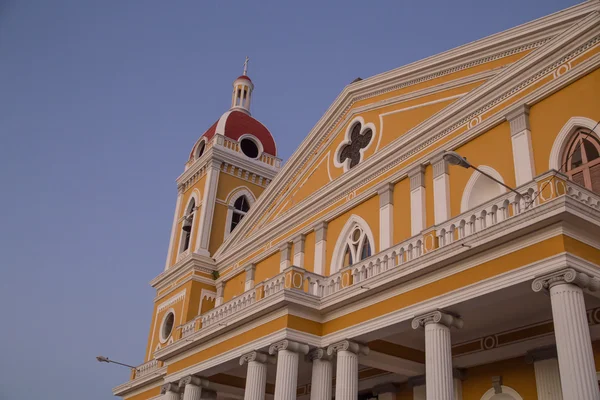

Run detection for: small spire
[[243, 56, 249, 76]]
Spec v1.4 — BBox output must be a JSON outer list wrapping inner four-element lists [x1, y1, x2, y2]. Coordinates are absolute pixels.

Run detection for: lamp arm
[[108, 359, 137, 369], [469, 166, 522, 197]]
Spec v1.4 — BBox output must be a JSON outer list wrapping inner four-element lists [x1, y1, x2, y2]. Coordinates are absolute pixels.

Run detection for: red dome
[[236, 75, 252, 82], [190, 110, 276, 159]]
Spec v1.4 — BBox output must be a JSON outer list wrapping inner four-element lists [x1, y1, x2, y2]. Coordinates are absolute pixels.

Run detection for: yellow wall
[[325, 195, 380, 276], [530, 67, 600, 175], [462, 357, 537, 399], [223, 271, 245, 302], [254, 252, 280, 285], [209, 203, 228, 255], [393, 178, 412, 244], [450, 121, 515, 217]]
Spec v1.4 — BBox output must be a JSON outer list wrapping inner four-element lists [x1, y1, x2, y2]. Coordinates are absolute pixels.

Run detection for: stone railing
[[201, 289, 257, 328], [134, 359, 160, 378], [217, 135, 282, 169], [164, 171, 600, 345]]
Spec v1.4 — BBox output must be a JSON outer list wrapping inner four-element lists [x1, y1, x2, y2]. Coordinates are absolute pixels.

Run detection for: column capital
[[532, 268, 600, 293], [326, 340, 369, 356], [160, 383, 180, 394], [314, 221, 328, 241], [431, 153, 449, 178], [408, 165, 425, 189], [411, 310, 463, 329], [178, 375, 208, 388], [239, 350, 275, 366], [244, 263, 256, 277], [306, 348, 333, 362], [506, 104, 530, 135], [377, 182, 394, 206], [268, 339, 309, 355]]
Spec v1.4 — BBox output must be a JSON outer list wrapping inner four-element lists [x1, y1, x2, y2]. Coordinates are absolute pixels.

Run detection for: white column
[[215, 282, 224, 307], [269, 340, 309, 400], [412, 311, 463, 400], [280, 243, 292, 272], [195, 159, 221, 256], [165, 188, 184, 270], [313, 222, 327, 276], [532, 268, 600, 400], [244, 264, 255, 291], [409, 166, 426, 235], [327, 340, 369, 400], [161, 383, 181, 400], [526, 346, 563, 400], [179, 376, 209, 400], [293, 235, 305, 268], [507, 105, 535, 186], [377, 183, 394, 250], [432, 154, 450, 225], [307, 348, 333, 400], [240, 351, 274, 400]]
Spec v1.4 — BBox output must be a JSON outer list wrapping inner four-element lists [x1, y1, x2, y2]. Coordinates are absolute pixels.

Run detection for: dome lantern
[[230, 56, 254, 115]]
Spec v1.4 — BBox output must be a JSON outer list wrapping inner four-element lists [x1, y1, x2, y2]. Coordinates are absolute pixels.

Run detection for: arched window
[[332, 215, 375, 272], [562, 128, 600, 193], [460, 166, 506, 213], [180, 198, 196, 252], [230, 195, 250, 232]]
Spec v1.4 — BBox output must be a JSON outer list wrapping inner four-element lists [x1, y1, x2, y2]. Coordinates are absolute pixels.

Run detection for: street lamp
[[96, 355, 136, 369], [442, 151, 522, 197]]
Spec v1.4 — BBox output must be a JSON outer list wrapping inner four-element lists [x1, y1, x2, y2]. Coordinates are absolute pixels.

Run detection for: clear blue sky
[[0, 0, 581, 398]]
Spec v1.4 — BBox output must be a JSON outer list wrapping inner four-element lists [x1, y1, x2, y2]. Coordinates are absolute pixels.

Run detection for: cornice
[[151, 253, 216, 290], [214, 15, 600, 267]]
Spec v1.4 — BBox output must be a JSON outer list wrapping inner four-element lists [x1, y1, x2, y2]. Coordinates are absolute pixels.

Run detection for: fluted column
[[179, 376, 209, 400], [526, 346, 562, 400], [161, 383, 181, 400], [239, 351, 275, 400], [412, 311, 463, 400], [327, 340, 369, 400], [269, 340, 309, 400], [307, 348, 333, 400], [532, 268, 600, 400]]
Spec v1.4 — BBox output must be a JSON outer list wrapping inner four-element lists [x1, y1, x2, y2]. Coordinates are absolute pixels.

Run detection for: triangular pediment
[[214, 1, 600, 261]]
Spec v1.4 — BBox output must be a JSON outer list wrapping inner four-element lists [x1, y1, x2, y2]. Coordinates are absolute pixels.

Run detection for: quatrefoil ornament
[[338, 122, 373, 169]]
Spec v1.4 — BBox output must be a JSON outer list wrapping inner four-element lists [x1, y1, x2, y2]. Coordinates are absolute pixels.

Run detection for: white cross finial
[[243, 56, 249, 76]]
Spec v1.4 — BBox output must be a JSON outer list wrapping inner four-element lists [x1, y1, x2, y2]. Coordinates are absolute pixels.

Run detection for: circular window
[[240, 138, 259, 158], [160, 311, 175, 342]]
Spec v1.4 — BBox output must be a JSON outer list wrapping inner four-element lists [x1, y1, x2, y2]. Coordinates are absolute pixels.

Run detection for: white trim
[[333, 117, 377, 172], [157, 289, 187, 313], [195, 160, 221, 255], [224, 187, 256, 240], [238, 133, 264, 160], [194, 137, 208, 159], [215, 111, 233, 136], [165, 191, 184, 271], [330, 214, 376, 274], [460, 166, 507, 213], [199, 289, 217, 314], [549, 116, 599, 170], [480, 386, 524, 400], [178, 191, 200, 255], [159, 308, 176, 344]]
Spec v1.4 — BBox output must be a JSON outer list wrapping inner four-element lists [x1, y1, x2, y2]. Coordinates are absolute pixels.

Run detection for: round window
[[240, 138, 259, 159], [161, 311, 175, 342]]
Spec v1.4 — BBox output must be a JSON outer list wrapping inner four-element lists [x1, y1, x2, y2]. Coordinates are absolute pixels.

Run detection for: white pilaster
[[327, 340, 369, 400], [161, 383, 180, 400], [165, 187, 184, 270], [293, 235, 305, 268], [412, 311, 463, 400], [313, 222, 327, 276], [195, 159, 221, 256], [215, 282, 224, 307], [239, 351, 274, 400], [532, 269, 600, 400], [244, 264, 256, 291], [409, 166, 426, 235], [307, 349, 333, 400], [432, 154, 451, 225], [269, 340, 309, 400], [535, 360, 563, 400], [507, 105, 535, 186], [279, 243, 292, 272], [377, 183, 394, 250], [179, 376, 209, 400]]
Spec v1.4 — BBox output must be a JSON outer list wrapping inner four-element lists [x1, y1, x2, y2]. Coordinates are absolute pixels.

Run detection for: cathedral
[[113, 1, 600, 399]]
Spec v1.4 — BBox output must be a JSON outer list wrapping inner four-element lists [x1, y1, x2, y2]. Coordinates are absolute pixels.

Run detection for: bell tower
[[142, 61, 281, 362]]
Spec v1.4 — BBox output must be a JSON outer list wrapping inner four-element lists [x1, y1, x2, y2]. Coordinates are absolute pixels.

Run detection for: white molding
[[157, 289, 187, 313], [238, 133, 265, 160], [480, 386, 524, 400], [199, 289, 217, 314], [177, 191, 200, 256], [224, 187, 256, 240], [460, 166, 507, 213], [549, 116, 599, 170], [165, 191, 184, 271], [159, 308, 176, 344], [330, 214, 376, 274], [333, 117, 376, 172], [195, 160, 221, 255]]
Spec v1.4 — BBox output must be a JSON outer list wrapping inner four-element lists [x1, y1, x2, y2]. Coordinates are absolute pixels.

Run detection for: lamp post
[[442, 151, 522, 197], [96, 355, 136, 369]]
